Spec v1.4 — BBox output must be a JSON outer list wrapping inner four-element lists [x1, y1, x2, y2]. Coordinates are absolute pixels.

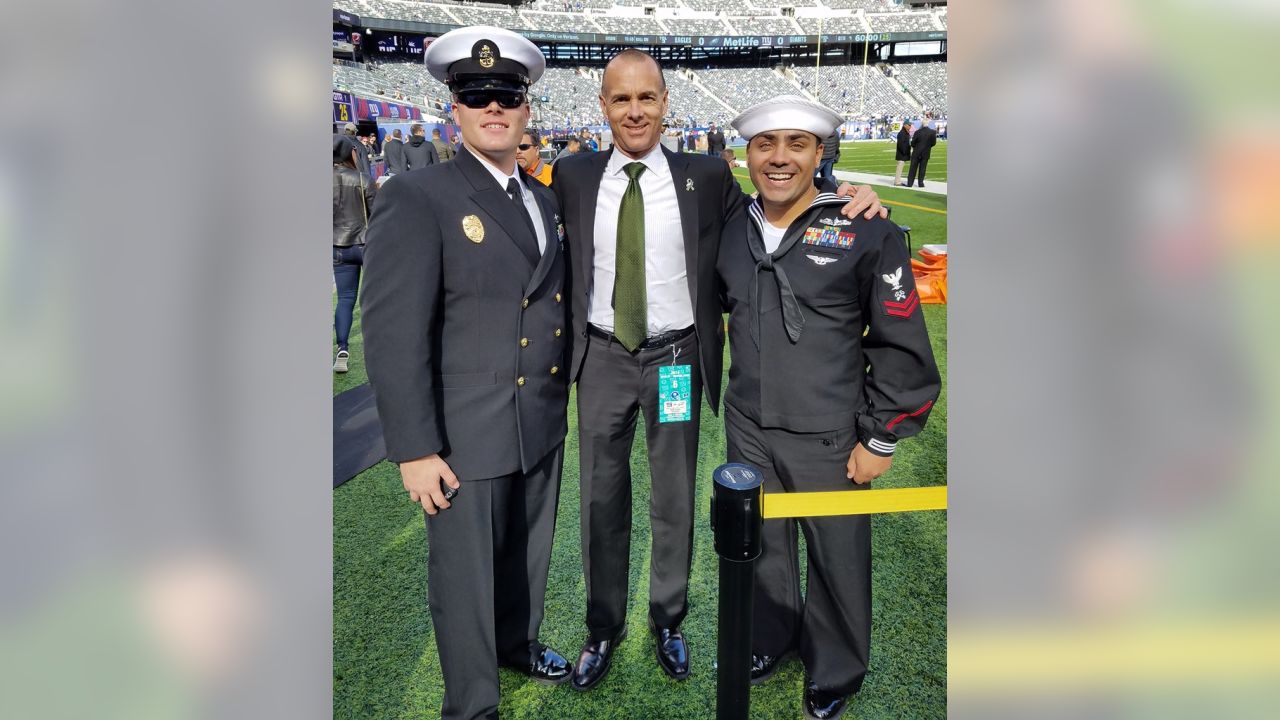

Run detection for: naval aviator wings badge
[[462, 215, 484, 243]]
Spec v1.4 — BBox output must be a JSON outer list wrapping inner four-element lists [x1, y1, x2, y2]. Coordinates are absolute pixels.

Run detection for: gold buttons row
[[517, 366, 559, 387], [519, 329, 563, 349], [520, 292, 562, 310]]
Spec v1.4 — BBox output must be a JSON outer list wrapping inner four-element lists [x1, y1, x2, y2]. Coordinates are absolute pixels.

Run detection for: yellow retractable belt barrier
[[762, 485, 947, 519]]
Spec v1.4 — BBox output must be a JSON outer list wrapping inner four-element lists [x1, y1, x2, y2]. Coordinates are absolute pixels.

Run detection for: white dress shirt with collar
[[588, 143, 693, 335], [473, 149, 548, 254]]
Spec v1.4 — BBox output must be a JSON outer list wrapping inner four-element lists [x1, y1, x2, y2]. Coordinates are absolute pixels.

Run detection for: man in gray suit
[[360, 26, 573, 720]]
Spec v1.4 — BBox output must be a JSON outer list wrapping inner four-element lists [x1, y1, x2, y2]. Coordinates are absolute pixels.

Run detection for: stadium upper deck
[[333, 0, 948, 38], [332, 0, 946, 125]]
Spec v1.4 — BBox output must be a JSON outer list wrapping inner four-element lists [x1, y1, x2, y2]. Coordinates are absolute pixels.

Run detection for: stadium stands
[[682, 0, 742, 12], [663, 69, 732, 127], [792, 63, 917, 117], [732, 16, 802, 36], [331, 1, 946, 122], [520, 11, 590, 33], [864, 12, 936, 33], [334, 0, 458, 25], [661, 18, 733, 36], [795, 15, 863, 35], [820, 0, 892, 10], [336, 0, 949, 38], [591, 15, 668, 35], [890, 61, 947, 114], [698, 68, 802, 116], [532, 67, 604, 128], [448, 4, 521, 28]]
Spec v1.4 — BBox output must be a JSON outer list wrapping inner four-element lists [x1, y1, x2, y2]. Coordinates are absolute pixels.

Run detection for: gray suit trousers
[[576, 329, 702, 641]]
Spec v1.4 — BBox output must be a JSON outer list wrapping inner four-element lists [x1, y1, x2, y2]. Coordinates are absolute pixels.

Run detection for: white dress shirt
[[473, 151, 548, 254], [588, 144, 693, 335]]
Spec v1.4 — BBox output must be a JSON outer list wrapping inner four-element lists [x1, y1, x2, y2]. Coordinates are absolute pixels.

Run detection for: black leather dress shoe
[[803, 682, 850, 720], [749, 652, 790, 685], [651, 626, 689, 680], [524, 645, 573, 685], [571, 631, 625, 691]]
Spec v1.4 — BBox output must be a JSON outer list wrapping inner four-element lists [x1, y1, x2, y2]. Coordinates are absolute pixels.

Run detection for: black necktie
[[506, 178, 540, 260]]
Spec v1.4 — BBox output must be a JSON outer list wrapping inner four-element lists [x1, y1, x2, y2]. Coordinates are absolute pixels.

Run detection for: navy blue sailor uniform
[[716, 183, 940, 696]]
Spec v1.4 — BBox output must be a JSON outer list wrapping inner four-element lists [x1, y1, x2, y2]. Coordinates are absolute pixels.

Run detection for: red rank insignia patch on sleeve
[[879, 266, 919, 318]]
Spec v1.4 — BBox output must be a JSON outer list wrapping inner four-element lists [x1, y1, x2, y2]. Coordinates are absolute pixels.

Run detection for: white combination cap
[[424, 26, 545, 90]]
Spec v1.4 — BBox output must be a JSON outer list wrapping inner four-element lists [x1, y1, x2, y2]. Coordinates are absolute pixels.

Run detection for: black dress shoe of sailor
[[651, 625, 689, 680], [523, 644, 573, 685], [749, 652, 790, 685], [803, 682, 851, 720], [570, 631, 625, 691]]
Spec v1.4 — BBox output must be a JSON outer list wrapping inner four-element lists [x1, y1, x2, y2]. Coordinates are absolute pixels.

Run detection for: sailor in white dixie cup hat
[[717, 95, 941, 720], [359, 24, 575, 720]]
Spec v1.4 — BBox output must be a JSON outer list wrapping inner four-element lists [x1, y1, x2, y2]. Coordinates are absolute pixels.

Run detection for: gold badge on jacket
[[462, 215, 484, 243]]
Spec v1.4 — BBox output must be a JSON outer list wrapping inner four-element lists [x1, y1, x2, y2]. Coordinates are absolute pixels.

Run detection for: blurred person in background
[[332, 136, 375, 373], [720, 148, 737, 169], [706, 121, 726, 156], [383, 128, 407, 175], [893, 120, 911, 186], [817, 128, 841, 184], [403, 123, 440, 171], [906, 114, 937, 188], [339, 121, 369, 178], [517, 128, 552, 186], [432, 127, 455, 161], [553, 135, 580, 164]]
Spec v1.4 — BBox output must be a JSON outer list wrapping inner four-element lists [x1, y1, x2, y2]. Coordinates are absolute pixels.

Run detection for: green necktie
[[613, 162, 648, 352]]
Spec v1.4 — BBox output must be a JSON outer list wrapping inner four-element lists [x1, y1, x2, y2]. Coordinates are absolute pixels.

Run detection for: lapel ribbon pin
[[686, 178, 694, 192]]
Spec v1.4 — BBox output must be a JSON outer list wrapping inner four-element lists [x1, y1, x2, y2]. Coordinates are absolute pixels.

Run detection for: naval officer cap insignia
[[425, 26, 545, 92], [731, 94, 843, 142]]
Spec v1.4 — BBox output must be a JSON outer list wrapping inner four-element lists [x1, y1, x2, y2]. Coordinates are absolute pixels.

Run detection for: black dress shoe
[[571, 631, 625, 691], [523, 645, 573, 685], [651, 625, 689, 680], [749, 651, 791, 685], [803, 682, 850, 720]]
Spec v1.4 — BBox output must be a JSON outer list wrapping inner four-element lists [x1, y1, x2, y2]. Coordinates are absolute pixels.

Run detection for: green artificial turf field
[[333, 177, 948, 719]]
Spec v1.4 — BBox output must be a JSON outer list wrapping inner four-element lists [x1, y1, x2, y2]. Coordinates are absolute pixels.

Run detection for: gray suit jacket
[[361, 147, 569, 479]]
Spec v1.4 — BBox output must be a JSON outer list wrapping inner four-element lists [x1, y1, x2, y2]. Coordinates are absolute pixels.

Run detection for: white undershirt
[[473, 151, 548, 254], [588, 144, 694, 335], [760, 221, 788, 254]]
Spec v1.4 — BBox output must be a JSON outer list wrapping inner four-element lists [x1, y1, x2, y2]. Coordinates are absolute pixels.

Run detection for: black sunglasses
[[517, 143, 536, 151], [455, 89, 526, 110]]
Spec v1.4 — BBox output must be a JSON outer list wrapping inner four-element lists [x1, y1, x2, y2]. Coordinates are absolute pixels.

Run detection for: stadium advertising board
[[333, 90, 353, 124], [354, 96, 421, 121], [332, 9, 360, 27]]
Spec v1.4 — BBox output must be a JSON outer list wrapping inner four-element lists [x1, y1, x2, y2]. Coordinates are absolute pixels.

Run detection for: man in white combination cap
[[716, 95, 942, 719], [360, 26, 573, 720]]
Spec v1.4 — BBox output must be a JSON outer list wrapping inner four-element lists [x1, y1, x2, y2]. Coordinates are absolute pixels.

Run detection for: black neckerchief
[[745, 188, 848, 346]]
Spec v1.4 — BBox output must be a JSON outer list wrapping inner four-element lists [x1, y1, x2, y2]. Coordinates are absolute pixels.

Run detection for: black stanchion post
[[711, 463, 764, 720]]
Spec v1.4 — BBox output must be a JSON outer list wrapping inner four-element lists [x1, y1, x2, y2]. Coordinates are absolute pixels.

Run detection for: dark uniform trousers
[[724, 403, 872, 697], [577, 329, 702, 641], [906, 153, 929, 187], [427, 445, 563, 720]]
